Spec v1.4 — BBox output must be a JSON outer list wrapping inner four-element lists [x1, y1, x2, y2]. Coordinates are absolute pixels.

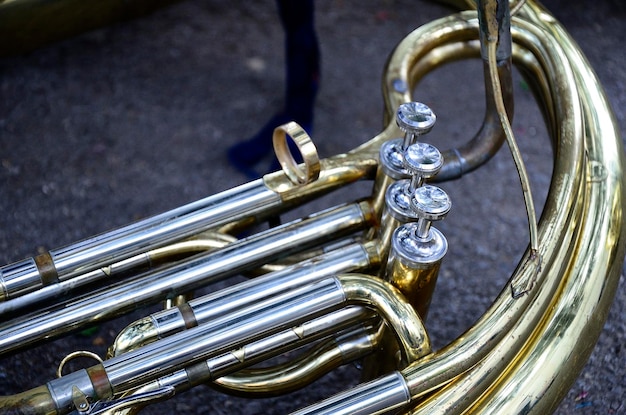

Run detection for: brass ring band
[[272, 121, 320, 185]]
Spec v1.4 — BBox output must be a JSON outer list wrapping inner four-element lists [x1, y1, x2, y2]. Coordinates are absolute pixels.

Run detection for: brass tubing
[[338, 274, 431, 365], [0, 385, 57, 414], [447, 5, 625, 413], [290, 4, 617, 413], [382, 12, 513, 181], [387, 260, 441, 320], [400, 6, 584, 404], [212, 324, 379, 397], [402, 5, 623, 413]]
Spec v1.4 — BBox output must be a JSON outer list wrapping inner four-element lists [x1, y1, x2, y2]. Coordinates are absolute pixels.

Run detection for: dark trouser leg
[[227, 0, 319, 178]]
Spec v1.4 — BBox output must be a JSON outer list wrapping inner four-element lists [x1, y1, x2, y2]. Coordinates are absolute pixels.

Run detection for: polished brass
[[0, 0, 623, 414], [387, 259, 441, 320], [273, 122, 321, 185]]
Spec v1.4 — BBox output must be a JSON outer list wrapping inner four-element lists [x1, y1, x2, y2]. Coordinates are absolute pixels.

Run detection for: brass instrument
[[0, 0, 624, 414]]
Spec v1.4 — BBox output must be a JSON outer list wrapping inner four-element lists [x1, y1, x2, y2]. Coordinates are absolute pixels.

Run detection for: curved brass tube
[[212, 325, 380, 397], [338, 274, 431, 365], [383, 11, 514, 181], [399, 5, 624, 413]]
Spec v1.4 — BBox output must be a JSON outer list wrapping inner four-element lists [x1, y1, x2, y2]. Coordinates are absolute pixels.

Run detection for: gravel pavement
[[0, 1, 624, 413]]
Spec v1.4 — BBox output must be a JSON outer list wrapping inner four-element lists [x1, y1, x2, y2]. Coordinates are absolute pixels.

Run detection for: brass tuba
[[0, 0, 623, 414]]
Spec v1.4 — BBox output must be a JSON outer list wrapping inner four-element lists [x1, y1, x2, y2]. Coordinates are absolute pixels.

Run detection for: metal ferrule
[[477, 0, 512, 63], [103, 278, 346, 391], [46, 369, 100, 412], [334, 321, 379, 362], [0, 202, 369, 356], [289, 371, 410, 415]]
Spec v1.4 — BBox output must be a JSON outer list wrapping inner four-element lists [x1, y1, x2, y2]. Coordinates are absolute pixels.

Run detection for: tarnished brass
[[0, 0, 623, 414]]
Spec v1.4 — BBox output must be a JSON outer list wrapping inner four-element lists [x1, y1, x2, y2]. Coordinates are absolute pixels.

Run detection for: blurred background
[[0, 0, 624, 413]]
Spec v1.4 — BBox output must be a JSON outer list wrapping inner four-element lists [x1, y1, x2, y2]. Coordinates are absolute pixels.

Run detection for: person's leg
[[227, 0, 319, 178]]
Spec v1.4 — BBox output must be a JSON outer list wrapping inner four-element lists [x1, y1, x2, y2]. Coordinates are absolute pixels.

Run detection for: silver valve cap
[[396, 102, 436, 148], [403, 142, 444, 190], [410, 184, 451, 239], [411, 184, 451, 221]]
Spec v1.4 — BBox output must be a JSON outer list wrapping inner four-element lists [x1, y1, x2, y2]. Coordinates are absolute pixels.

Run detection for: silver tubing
[[46, 278, 347, 410], [0, 203, 368, 355], [290, 371, 410, 415], [105, 309, 377, 406], [103, 277, 346, 392], [0, 254, 146, 315], [0, 179, 281, 301], [0, 258, 39, 302], [151, 243, 372, 337], [46, 369, 97, 413], [207, 307, 376, 379]]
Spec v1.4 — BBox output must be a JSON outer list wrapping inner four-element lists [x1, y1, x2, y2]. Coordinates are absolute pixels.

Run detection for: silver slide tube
[[82, 309, 378, 414], [132, 307, 376, 392], [149, 243, 372, 338], [290, 371, 411, 415], [0, 180, 281, 301], [0, 203, 369, 355], [46, 278, 347, 410]]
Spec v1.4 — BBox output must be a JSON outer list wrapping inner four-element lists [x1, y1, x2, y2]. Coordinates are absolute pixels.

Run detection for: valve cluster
[[379, 102, 451, 318]]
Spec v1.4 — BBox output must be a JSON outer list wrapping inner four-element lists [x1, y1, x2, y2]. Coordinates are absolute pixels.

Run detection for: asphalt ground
[[0, 1, 624, 414]]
